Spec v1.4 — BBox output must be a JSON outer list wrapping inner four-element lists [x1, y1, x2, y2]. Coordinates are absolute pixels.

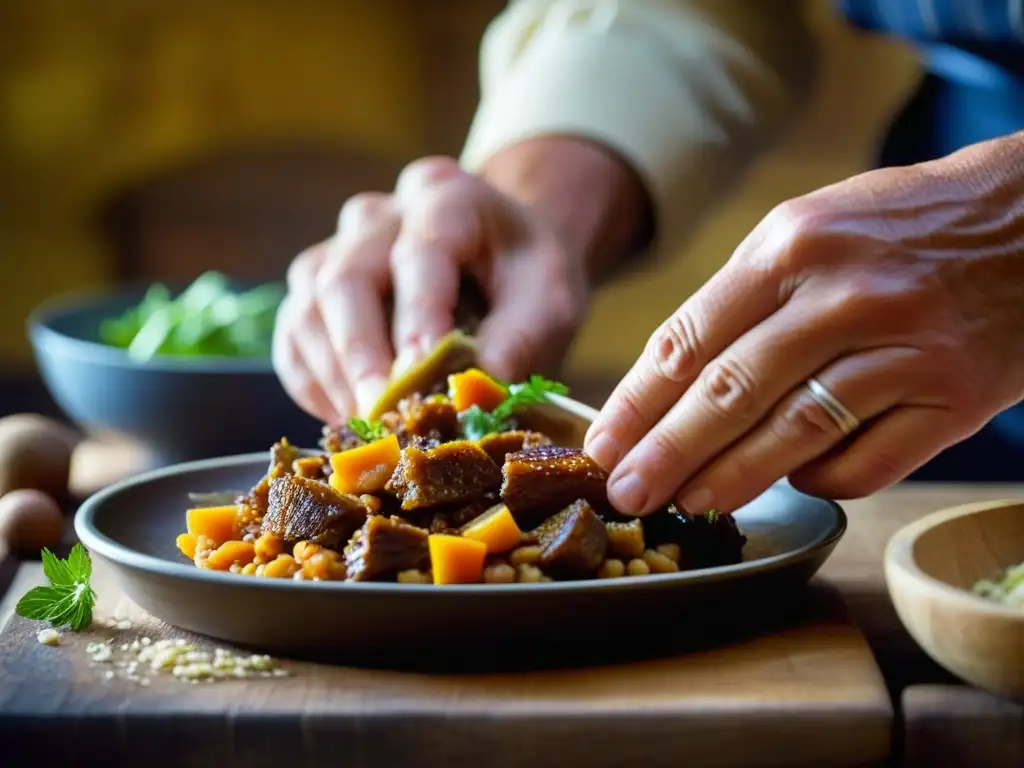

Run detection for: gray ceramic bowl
[[28, 286, 322, 466], [74, 395, 848, 656]]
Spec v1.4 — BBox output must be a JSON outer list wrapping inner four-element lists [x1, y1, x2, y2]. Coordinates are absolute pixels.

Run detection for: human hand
[[584, 132, 1024, 515], [272, 155, 587, 425]]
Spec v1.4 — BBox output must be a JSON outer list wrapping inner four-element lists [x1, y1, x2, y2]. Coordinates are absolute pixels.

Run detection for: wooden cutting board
[[0, 560, 892, 768]]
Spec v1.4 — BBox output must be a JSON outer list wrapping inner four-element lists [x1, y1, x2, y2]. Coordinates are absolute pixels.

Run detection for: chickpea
[[509, 546, 542, 566], [597, 559, 626, 579], [626, 558, 651, 576], [643, 549, 679, 574], [254, 532, 285, 560]]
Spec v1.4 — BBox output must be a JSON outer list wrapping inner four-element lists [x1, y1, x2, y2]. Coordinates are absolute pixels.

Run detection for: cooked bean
[[241, 562, 258, 576], [516, 563, 545, 583], [264, 554, 298, 578], [655, 543, 681, 564], [254, 532, 285, 560], [597, 559, 625, 579], [643, 548, 679, 573], [397, 568, 431, 584], [509, 546, 542, 566], [484, 561, 517, 584], [626, 558, 650, 576]]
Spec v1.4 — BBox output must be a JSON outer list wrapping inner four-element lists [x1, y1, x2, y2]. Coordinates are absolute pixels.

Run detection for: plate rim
[[75, 452, 848, 596]]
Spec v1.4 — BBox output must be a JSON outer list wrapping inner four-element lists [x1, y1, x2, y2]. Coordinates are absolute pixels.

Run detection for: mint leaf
[[66, 543, 92, 583], [458, 405, 507, 441], [347, 418, 387, 443], [16, 586, 71, 621], [40, 548, 75, 587], [706, 509, 719, 523], [493, 374, 569, 421]]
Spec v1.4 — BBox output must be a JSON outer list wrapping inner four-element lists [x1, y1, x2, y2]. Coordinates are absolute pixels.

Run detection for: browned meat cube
[[345, 515, 430, 581], [398, 394, 459, 441], [501, 446, 609, 526], [262, 475, 369, 549], [428, 498, 497, 534], [386, 440, 502, 511], [536, 499, 609, 577], [319, 424, 365, 454], [642, 506, 747, 569], [606, 519, 646, 560], [478, 430, 552, 466], [292, 455, 330, 479]]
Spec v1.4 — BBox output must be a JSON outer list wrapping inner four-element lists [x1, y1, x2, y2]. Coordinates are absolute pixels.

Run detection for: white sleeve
[[460, 0, 819, 255]]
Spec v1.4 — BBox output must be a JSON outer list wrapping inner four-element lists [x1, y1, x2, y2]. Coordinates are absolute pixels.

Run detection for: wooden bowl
[[885, 498, 1024, 700]]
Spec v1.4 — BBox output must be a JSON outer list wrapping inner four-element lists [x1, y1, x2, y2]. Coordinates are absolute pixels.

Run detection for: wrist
[[478, 136, 653, 282]]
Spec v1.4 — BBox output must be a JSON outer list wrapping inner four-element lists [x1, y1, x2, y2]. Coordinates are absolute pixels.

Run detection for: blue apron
[[838, 1, 1024, 481]]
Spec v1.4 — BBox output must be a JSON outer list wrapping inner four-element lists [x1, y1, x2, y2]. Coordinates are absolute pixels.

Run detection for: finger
[[604, 291, 878, 516], [788, 406, 972, 499], [673, 347, 925, 515], [317, 193, 399, 415], [272, 298, 343, 425], [290, 298, 356, 419], [584, 255, 781, 472], [390, 174, 487, 372], [476, 241, 582, 381]]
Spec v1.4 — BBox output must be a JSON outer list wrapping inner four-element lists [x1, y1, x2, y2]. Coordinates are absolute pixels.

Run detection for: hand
[[584, 132, 1024, 515], [273, 155, 587, 424]]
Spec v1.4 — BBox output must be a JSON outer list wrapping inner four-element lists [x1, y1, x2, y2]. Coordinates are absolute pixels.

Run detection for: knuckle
[[772, 391, 841, 444], [761, 198, 826, 275], [286, 242, 328, 291], [337, 192, 392, 233], [645, 310, 701, 383], [698, 357, 760, 421], [397, 156, 463, 192]]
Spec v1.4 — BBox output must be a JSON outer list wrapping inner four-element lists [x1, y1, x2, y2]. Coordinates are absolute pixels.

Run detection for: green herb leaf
[[458, 405, 508, 442], [706, 509, 719, 523], [492, 374, 569, 421], [347, 418, 387, 443], [16, 545, 96, 631]]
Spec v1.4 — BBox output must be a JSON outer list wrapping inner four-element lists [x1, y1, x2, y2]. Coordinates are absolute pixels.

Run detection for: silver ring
[[806, 377, 861, 435]]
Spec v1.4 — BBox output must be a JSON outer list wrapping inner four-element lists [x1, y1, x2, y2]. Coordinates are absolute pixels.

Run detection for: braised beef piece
[[293, 455, 330, 479], [398, 394, 459, 441], [606, 519, 646, 560], [386, 440, 502, 511], [242, 439, 299, 520], [262, 475, 368, 549], [642, 507, 747, 569], [501, 447, 609, 527], [428, 497, 498, 534], [345, 515, 430, 581], [478, 430, 551, 466], [535, 499, 609, 577], [320, 424, 365, 454]]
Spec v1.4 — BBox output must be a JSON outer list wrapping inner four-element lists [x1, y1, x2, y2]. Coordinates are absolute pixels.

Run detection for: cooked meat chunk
[[292, 455, 330, 479], [262, 475, 368, 549], [345, 515, 430, 581], [320, 424, 365, 454], [536, 499, 608, 577], [429, 498, 497, 534], [386, 440, 501, 511], [269, 438, 299, 472], [606, 519, 646, 560], [398, 394, 459, 441], [478, 430, 551, 466], [501, 446, 609, 526], [642, 507, 747, 569]]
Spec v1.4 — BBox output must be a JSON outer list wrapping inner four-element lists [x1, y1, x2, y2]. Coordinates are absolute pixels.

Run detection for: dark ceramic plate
[[74, 396, 847, 653]]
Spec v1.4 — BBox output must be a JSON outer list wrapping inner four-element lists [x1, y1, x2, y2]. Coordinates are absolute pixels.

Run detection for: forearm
[[479, 136, 652, 283]]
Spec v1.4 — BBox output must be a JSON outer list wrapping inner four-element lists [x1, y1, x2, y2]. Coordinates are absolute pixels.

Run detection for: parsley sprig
[[348, 417, 388, 442], [459, 374, 569, 441], [16, 544, 97, 631]]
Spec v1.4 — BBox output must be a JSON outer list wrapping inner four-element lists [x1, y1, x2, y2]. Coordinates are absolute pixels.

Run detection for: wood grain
[[903, 685, 1024, 768], [0, 559, 892, 767]]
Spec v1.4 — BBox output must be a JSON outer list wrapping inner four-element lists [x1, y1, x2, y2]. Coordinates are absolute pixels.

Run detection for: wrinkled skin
[[585, 132, 1024, 516]]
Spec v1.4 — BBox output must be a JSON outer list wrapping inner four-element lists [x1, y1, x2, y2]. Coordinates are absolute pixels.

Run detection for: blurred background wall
[[0, 0, 920, 414]]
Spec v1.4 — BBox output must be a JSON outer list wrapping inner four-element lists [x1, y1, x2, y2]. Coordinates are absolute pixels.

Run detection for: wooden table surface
[[1, 444, 1022, 767]]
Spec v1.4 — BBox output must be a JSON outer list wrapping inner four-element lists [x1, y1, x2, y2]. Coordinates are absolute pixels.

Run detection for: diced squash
[[429, 534, 487, 585], [461, 504, 522, 554], [448, 368, 507, 413], [185, 505, 240, 546], [329, 434, 401, 495], [205, 540, 256, 571], [176, 533, 197, 560]]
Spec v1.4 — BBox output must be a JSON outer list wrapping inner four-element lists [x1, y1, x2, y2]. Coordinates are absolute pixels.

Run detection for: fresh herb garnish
[[348, 417, 388, 442], [16, 544, 97, 631], [706, 509, 719, 523], [459, 374, 569, 440]]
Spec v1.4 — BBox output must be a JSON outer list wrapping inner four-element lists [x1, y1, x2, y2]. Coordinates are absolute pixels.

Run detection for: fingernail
[[608, 471, 648, 515], [354, 375, 388, 417], [677, 486, 713, 516], [585, 433, 619, 471]]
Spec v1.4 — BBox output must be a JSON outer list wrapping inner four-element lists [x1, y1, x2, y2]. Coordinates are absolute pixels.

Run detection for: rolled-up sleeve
[[460, 0, 819, 256]]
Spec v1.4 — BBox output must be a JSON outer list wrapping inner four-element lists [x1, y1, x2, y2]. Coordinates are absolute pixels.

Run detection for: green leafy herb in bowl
[[98, 271, 285, 361], [973, 561, 1024, 609]]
